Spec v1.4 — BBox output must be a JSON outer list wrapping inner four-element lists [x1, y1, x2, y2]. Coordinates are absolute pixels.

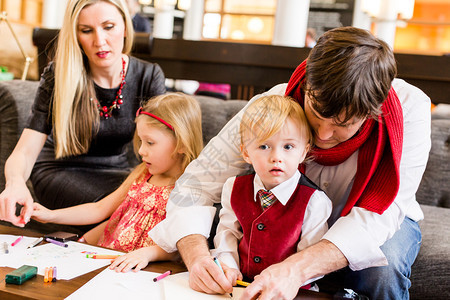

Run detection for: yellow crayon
[[236, 280, 251, 287]]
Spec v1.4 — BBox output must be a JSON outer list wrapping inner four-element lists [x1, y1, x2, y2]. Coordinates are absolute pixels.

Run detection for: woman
[[0, 0, 166, 227]]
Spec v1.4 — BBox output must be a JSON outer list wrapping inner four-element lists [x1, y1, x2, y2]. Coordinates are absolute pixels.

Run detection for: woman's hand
[[109, 247, 155, 273], [0, 179, 34, 226], [30, 202, 54, 223], [0, 128, 47, 227]]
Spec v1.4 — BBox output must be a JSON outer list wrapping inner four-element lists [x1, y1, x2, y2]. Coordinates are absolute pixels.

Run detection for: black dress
[[27, 57, 166, 209]]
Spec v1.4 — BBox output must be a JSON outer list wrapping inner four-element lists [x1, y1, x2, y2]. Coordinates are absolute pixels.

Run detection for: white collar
[[252, 170, 301, 206]]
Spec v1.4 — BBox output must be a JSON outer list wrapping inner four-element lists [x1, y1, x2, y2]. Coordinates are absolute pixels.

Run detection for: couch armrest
[[0, 80, 39, 191], [410, 204, 450, 298], [416, 119, 450, 208]]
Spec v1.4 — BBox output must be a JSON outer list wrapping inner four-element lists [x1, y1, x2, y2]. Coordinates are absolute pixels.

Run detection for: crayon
[[153, 270, 172, 282], [44, 267, 49, 283], [27, 237, 44, 249], [48, 267, 53, 282], [213, 257, 232, 298], [3, 242, 9, 254], [213, 257, 224, 272], [236, 280, 251, 287], [11, 236, 23, 246], [52, 267, 57, 282], [45, 238, 68, 248], [90, 255, 121, 259]]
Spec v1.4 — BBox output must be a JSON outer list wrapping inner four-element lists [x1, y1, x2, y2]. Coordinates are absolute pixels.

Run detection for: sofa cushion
[[416, 119, 450, 208], [195, 95, 247, 145], [410, 204, 450, 299], [431, 103, 450, 120], [0, 80, 39, 191]]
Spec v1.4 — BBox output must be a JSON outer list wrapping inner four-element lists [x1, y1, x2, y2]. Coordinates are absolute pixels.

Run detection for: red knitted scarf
[[286, 60, 403, 216]]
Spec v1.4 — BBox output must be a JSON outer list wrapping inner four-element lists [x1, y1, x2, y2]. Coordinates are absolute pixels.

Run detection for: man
[[305, 27, 317, 48], [149, 27, 431, 299], [126, 0, 151, 33]]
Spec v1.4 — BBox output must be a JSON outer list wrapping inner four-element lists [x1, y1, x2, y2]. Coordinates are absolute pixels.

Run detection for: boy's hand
[[109, 247, 153, 273], [30, 202, 53, 223], [221, 263, 242, 287]]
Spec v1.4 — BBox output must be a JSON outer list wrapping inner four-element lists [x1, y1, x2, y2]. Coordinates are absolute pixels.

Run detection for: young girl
[[0, 0, 166, 228], [31, 93, 203, 272]]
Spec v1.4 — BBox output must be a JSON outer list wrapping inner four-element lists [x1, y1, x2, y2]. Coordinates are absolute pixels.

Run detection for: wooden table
[[0, 224, 331, 299]]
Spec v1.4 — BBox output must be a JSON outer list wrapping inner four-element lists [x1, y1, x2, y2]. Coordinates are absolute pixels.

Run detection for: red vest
[[230, 174, 318, 280]]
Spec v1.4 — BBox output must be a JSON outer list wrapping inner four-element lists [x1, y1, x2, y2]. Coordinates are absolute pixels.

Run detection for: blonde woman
[[0, 0, 165, 227]]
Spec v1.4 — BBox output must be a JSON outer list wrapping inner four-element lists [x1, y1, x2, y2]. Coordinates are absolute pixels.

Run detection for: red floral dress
[[97, 170, 173, 252]]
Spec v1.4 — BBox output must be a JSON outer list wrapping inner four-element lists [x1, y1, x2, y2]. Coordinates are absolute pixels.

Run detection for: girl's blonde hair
[[53, 0, 134, 158], [134, 93, 203, 173], [240, 95, 313, 148]]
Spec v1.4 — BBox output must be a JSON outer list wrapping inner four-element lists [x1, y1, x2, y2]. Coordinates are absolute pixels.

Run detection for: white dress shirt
[[149, 78, 431, 271], [211, 170, 331, 271]]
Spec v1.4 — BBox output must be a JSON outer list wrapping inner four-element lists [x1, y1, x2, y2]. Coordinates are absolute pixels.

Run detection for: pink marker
[[11, 236, 23, 246], [153, 270, 172, 282]]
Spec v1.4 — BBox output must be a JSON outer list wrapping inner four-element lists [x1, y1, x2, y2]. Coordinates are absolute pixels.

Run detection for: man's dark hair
[[304, 26, 397, 124]]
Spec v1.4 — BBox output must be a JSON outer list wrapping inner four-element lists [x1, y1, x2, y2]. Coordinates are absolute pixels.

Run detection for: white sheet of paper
[[66, 268, 164, 299], [163, 272, 245, 300], [0, 235, 122, 280], [66, 268, 246, 300]]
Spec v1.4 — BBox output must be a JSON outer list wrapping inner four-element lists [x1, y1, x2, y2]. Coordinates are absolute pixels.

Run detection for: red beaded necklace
[[90, 57, 126, 119]]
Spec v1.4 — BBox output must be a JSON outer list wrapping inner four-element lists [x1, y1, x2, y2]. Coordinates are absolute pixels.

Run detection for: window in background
[[0, 0, 42, 26], [0, 0, 42, 80], [395, 0, 450, 55], [203, 0, 276, 43]]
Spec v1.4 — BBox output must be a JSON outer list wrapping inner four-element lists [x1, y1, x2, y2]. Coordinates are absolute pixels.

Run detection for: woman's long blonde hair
[[53, 0, 134, 158]]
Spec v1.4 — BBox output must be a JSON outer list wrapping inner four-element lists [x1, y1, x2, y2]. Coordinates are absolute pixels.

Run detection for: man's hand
[[242, 240, 349, 300], [188, 254, 234, 294], [177, 234, 233, 294], [242, 260, 303, 300], [0, 180, 33, 227]]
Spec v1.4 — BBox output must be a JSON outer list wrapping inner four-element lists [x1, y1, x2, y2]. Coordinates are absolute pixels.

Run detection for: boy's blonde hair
[[53, 0, 134, 158], [240, 95, 313, 148], [134, 93, 203, 172]]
